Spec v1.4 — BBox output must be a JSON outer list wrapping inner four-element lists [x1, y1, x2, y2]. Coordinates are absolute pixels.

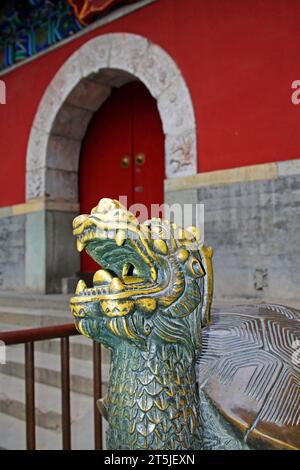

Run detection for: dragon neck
[[106, 338, 202, 450]]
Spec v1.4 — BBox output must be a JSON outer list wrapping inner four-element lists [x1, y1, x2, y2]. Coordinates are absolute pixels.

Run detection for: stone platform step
[[0, 372, 107, 450], [0, 297, 111, 364], [0, 296, 108, 362], [0, 292, 71, 310], [0, 322, 95, 361], [0, 412, 62, 450], [1, 344, 109, 397], [0, 410, 98, 450], [0, 374, 93, 431], [0, 305, 70, 328], [0, 293, 110, 449]]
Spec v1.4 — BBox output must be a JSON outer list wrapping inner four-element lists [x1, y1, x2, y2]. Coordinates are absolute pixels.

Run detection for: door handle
[[120, 155, 130, 168], [135, 186, 144, 193], [136, 152, 145, 166]]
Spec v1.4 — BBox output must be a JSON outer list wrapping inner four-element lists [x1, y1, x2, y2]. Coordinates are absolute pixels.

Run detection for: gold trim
[[0, 198, 79, 219]]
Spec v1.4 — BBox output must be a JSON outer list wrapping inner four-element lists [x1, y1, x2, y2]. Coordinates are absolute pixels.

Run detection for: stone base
[[0, 207, 79, 294]]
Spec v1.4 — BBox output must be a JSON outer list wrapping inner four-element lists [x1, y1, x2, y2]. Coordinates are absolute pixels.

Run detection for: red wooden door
[[79, 82, 164, 272]]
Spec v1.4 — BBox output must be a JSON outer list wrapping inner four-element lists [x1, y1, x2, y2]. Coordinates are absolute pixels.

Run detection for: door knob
[[136, 152, 145, 166], [121, 155, 130, 168]]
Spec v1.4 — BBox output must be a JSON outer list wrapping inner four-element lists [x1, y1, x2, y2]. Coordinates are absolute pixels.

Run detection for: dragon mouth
[[70, 198, 213, 345], [70, 199, 166, 316]]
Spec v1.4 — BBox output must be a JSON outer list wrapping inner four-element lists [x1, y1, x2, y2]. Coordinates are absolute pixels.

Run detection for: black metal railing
[[0, 323, 103, 450]]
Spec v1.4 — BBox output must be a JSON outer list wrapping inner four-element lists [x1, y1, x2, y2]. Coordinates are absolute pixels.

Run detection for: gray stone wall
[[1, 171, 299, 301], [0, 210, 79, 293], [46, 210, 80, 293], [0, 215, 25, 290], [165, 174, 300, 304], [25, 210, 80, 293]]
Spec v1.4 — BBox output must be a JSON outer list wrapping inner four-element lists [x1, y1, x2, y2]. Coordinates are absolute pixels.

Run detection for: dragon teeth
[[176, 248, 189, 263], [153, 239, 168, 255], [93, 269, 113, 285], [77, 239, 85, 252], [109, 278, 125, 293], [76, 279, 87, 294], [150, 267, 157, 281], [115, 230, 126, 247]]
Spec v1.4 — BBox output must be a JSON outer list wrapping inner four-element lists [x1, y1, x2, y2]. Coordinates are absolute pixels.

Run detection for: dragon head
[[70, 198, 213, 354]]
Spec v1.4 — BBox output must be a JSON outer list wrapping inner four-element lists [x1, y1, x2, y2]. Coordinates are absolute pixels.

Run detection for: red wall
[[1, 0, 300, 207]]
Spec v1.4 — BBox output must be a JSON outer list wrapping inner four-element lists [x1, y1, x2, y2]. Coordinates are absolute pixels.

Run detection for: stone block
[[137, 43, 179, 98], [0, 215, 25, 291], [109, 33, 148, 76], [45, 168, 78, 202], [25, 210, 80, 294], [25, 211, 46, 293], [165, 129, 197, 178], [61, 276, 79, 294], [78, 35, 111, 78], [66, 79, 111, 112], [47, 135, 81, 172], [92, 69, 135, 88], [277, 158, 300, 177], [51, 104, 93, 140], [51, 50, 83, 103], [26, 168, 45, 199], [164, 188, 204, 237], [33, 85, 62, 133], [26, 127, 49, 171], [157, 78, 195, 135], [0, 206, 12, 218], [165, 189, 198, 206], [168, 174, 300, 303], [46, 211, 80, 293]]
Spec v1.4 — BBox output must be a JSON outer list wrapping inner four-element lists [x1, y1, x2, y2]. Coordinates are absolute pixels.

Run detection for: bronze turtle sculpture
[[70, 198, 300, 450]]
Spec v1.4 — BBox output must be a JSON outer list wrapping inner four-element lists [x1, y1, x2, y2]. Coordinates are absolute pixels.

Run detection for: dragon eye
[[188, 258, 205, 277]]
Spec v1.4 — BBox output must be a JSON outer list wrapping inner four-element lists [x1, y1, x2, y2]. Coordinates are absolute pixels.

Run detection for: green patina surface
[[69, 198, 213, 449], [69, 198, 300, 450]]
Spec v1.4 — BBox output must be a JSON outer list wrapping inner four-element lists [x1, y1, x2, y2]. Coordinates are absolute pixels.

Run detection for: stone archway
[[26, 33, 197, 202], [25, 33, 197, 292]]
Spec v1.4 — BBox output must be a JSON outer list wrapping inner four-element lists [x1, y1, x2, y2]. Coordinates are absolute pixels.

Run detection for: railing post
[[61, 336, 71, 449], [93, 341, 103, 450], [0, 324, 104, 450], [25, 342, 35, 450]]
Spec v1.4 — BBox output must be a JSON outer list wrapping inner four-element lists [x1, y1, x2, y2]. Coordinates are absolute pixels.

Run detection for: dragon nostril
[[122, 263, 138, 277], [129, 265, 138, 276], [189, 258, 205, 277]]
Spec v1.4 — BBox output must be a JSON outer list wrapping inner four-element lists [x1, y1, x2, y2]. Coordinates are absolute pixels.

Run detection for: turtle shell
[[197, 304, 300, 450]]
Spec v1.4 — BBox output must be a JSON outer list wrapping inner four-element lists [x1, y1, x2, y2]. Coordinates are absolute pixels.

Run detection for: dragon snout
[[93, 198, 120, 214], [73, 214, 88, 230]]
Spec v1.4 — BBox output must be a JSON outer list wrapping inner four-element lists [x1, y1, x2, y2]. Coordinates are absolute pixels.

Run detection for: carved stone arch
[[24, 33, 197, 293], [26, 33, 197, 202]]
